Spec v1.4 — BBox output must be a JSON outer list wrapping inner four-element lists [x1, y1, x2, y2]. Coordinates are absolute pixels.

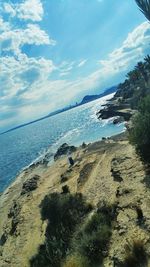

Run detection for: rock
[[54, 143, 77, 161], [134, 206, 145, 225], [60, 174, 68, 183], [111, 169, 123, 182], [97, 105, 132, 121], [61, 185, 70, 194], [68, 156, 74, 166], [8, 200, 21, 219], [111, 158, 123, 182], [113, 116, 124, 125], [116, 188, 132, 198], [0, 233, 7, 246], [21, 175, 40, 195]]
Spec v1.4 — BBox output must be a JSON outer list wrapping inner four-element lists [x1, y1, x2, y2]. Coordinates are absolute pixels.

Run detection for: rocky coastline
[[1, 131, 150, 266], [96, 93, 135, 125]]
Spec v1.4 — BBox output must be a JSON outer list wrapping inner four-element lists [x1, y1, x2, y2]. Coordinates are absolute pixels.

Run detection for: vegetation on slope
[[68, 202, 116, 266], [114, 54, 150, 162], [30, 192, 92, 267], [30, 192, 116, 267], [122, 240, 148, 267], [31, 3, 150, 265], [115, 55, 150, 108], [129, 95, 150, 162]]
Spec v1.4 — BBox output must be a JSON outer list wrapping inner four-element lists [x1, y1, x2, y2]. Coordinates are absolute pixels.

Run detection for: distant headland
[[0, 85, 117, 135]]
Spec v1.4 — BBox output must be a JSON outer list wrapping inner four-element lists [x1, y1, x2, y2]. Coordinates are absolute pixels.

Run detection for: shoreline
[[0, 92, 123, 195], [1, 130, 150, 267], [0, 91, 131, 267], [0, 131, 127, 223], [0, 93, 119, 194], [0, 124, 125, 195]]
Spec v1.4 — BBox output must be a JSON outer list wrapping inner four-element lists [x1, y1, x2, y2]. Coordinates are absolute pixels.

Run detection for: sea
[[0, 94, 125, 192]]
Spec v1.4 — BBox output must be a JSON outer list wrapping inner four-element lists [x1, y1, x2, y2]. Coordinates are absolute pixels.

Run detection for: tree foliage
[[135, 0, 150, 21], [30, 193, 92, 267], [129, 95, 150, 162]]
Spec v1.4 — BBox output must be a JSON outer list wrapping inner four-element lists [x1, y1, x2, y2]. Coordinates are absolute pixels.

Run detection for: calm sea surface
[[0, 94, 124, 192]]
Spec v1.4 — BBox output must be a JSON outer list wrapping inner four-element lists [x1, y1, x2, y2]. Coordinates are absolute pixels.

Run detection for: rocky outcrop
[[54, 143, 77, 161], [97, 106, 132, 121], [111, 158, 124, 182], [21, 175, 40, 195], [113, 116, 124, 124]]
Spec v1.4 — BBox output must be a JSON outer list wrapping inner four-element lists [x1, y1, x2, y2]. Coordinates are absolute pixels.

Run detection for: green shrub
[[71, 203, 114, 266], [143, 175, 150, 188], [77, 225, 111, 264], [122, 240, 148, 267], [30, 193, 92, 267], [129, 95, 150, 162], [84, 213, 107, 233], [62, 254, 89, 267]]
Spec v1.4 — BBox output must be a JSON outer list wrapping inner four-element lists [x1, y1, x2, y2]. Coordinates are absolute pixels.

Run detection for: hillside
[[80, 86, 117, 105], [97, 56, 150, 123], [1, 133, 150, 267]]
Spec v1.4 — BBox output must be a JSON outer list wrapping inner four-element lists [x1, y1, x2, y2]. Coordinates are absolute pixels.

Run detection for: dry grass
[[62, 254, 89, 267]]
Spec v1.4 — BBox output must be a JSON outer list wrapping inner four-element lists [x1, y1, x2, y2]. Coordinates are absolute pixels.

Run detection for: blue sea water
[[0, 94, 124, 192]]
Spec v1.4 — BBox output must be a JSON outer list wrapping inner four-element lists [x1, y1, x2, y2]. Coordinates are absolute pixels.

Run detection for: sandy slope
[[0, 133, 150, 266]]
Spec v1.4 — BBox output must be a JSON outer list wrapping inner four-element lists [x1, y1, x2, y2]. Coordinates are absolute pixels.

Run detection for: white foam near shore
[[0, 92, 125, 193], [21, 93, 119, 171]]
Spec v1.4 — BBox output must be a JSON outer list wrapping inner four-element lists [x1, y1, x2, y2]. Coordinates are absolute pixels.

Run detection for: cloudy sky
[[0, 0, 150, 132]]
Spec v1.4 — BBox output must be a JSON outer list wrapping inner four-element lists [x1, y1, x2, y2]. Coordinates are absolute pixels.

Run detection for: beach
[[0, 132, 150, 266]]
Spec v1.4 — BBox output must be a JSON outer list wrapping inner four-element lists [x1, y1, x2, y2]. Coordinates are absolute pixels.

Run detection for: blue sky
[[0, 0, 150, 132]]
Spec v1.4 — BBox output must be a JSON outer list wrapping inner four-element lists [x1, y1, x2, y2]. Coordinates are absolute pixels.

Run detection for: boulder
[[54, 143, 76, 161], [97, 106, 132, 121], [111, 169, 123, 182], [113, 116, 124, 124], [21, 175, 40, 195]]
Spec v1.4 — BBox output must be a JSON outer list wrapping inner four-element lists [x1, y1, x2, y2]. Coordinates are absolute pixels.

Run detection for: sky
[[0, 0, 150, 132]]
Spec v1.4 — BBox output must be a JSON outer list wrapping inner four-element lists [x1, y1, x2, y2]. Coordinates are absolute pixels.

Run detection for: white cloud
[[1, 21, 150, 132], [59, 72, 70, 77], [78, 59, 87, 67], [3, 3, 16, 17], [3, 0, 44, 22], [0, 24, 56, 56], [59, 61, 75, 76], [0, 17, 10, 32], [99, 22, 150, 74], [0, 55, 56, 99]]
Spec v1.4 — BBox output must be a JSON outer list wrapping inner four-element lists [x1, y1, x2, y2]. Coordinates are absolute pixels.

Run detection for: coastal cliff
[[97, 57, 150, 125], [1, 133, 150, 267]]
